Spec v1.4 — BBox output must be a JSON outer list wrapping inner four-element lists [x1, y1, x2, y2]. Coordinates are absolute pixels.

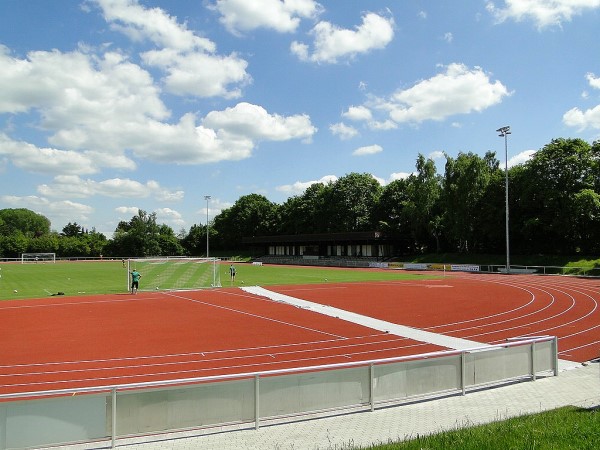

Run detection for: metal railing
[[0, 336, 558, 450]]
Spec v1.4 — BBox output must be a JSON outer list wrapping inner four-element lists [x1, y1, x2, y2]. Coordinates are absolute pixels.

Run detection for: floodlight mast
[[204, 195, 211, 258], [497, 126, 511, 274]]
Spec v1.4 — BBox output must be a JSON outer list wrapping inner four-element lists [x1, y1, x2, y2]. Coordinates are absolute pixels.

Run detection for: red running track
[[0, 273, 598, 396]]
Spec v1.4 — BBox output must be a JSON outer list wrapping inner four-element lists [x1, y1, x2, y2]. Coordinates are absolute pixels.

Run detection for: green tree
[[326, 173, 382, 232], [181, 224, 208, 255], [106, 210, 180, 257], [403, 155, 443, 252], [513, 138, 599, 253], [27, 233, 60, 254], [62, 222, 84, 237], [0, 231, 29, 258], [277, 182, 333, 234], [0, 208, 51, 238], [212, 194, 278, 248], [442, 151, 498, 252]]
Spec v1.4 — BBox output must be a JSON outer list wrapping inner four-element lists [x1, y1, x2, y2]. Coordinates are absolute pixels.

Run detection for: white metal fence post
[[255, 375, 260, 430], [111, 388, 117, 448]]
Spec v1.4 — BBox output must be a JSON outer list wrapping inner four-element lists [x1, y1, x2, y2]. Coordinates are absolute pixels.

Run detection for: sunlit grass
[[359, 406, 600, 450], [0, 260, 431, 301]]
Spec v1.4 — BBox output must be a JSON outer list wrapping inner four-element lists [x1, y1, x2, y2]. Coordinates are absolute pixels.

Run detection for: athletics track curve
[[0, 272, 598, 397]]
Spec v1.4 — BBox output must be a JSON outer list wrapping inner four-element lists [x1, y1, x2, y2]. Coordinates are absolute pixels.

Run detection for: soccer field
[[0, 260, 430, 301]]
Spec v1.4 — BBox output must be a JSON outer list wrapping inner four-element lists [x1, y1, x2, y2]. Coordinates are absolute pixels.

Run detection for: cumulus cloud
[[0, 195, 93, 222], [508, 150, 536, 167], [155, 207, 185, 227], [203, 102, 317, 142], [329, 122, 359, 140], [586, 72, 600, 89], [339, 105, 397, 131], [376, 63, 510, 124], [563, 105, 600, 130], [389, 172, 413, 181], [0, 41, 315, 170], [276, 175, 338, 194], [94, 0, 251, 98], [291, 12, 394, 63], [486, 0, 600, 29], [428, 150, 445, 160], [115, 206, 140, 215], [563, 72, 600, 131], [37, 175, 184, 201], [210, 0, 322, 34], [353, 144, 383, 156], [343, 105, 373, 121], [0, 134, 100, 175]]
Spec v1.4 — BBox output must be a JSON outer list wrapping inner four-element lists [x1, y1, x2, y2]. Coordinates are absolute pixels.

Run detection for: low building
[[242, 231, 408, 261]]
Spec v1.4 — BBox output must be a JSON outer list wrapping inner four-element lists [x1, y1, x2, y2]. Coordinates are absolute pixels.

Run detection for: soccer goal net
[[21, 252, 56, 264], [126, 257, 221, 291]]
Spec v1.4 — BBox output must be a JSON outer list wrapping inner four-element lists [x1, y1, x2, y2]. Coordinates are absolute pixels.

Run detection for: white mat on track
[[241, 285, 489, 351]]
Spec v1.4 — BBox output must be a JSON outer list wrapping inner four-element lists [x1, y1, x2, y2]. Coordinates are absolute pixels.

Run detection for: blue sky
[[1, 0, 600, 237]]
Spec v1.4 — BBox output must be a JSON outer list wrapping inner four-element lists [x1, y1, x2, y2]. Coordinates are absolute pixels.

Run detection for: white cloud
[[508, 150, 536, 167], [291, 12, 394, 63], [487, 0, 600, 29], [428, 151, 445, 160], [203, 102, 317, 142], [587, 72, 600, 89], [343, 105, 373, 121], [340, 105, 397, 131], [94, 0, 251, 99], [276, 175, 337, 194], [388, 172, 413, 182], [210, 0, 322, 34], [353, 144, 383, 156], [329, 122, 359, 140], [378, 63, 510, 123], [0, 134, 99, 175], [563, 105, 600, 130], [37, 175, 184, 201], [94, 0, 213, 51], [0, 195, 93, 223], [443, 32, 453, 43], [141, 48, 250, 99], [115, 206, 139, 215], [367, 119, 398, 131], [562, 72, 600, 130], [0, 40, 314, 170], [155, 207, 185, 227]]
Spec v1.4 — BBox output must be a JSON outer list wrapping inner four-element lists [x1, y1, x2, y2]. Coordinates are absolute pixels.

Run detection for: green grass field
[[0, 260, 430, 301]]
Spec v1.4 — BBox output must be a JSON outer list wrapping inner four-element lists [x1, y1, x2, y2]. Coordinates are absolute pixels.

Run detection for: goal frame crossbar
[[21, 252, 56, 264]]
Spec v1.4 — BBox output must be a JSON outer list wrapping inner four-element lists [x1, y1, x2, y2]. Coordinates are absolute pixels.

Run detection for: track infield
[[0, 272, 598, 396]]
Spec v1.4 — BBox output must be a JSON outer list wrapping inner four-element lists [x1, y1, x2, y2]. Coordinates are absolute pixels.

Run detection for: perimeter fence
[[0, 337, 558, 449]]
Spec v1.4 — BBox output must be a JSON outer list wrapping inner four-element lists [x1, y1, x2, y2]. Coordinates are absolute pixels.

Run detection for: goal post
[[21, 253, 56, 264], [126, 257, 221, 292]]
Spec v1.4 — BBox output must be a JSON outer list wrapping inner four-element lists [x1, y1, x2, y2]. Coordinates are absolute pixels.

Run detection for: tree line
[[1, 137, 598, 258]]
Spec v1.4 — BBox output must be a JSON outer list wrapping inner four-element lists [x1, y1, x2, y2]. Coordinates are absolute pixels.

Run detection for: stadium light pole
[[204, 195, 211, 258], [497, 126, 511, 274]]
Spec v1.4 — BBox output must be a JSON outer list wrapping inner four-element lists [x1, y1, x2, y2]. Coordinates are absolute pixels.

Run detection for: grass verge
[[360, 406, 600, 450]]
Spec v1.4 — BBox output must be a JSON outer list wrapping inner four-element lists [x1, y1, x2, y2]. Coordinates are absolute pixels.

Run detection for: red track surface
[[1, 273, 598, 396]]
